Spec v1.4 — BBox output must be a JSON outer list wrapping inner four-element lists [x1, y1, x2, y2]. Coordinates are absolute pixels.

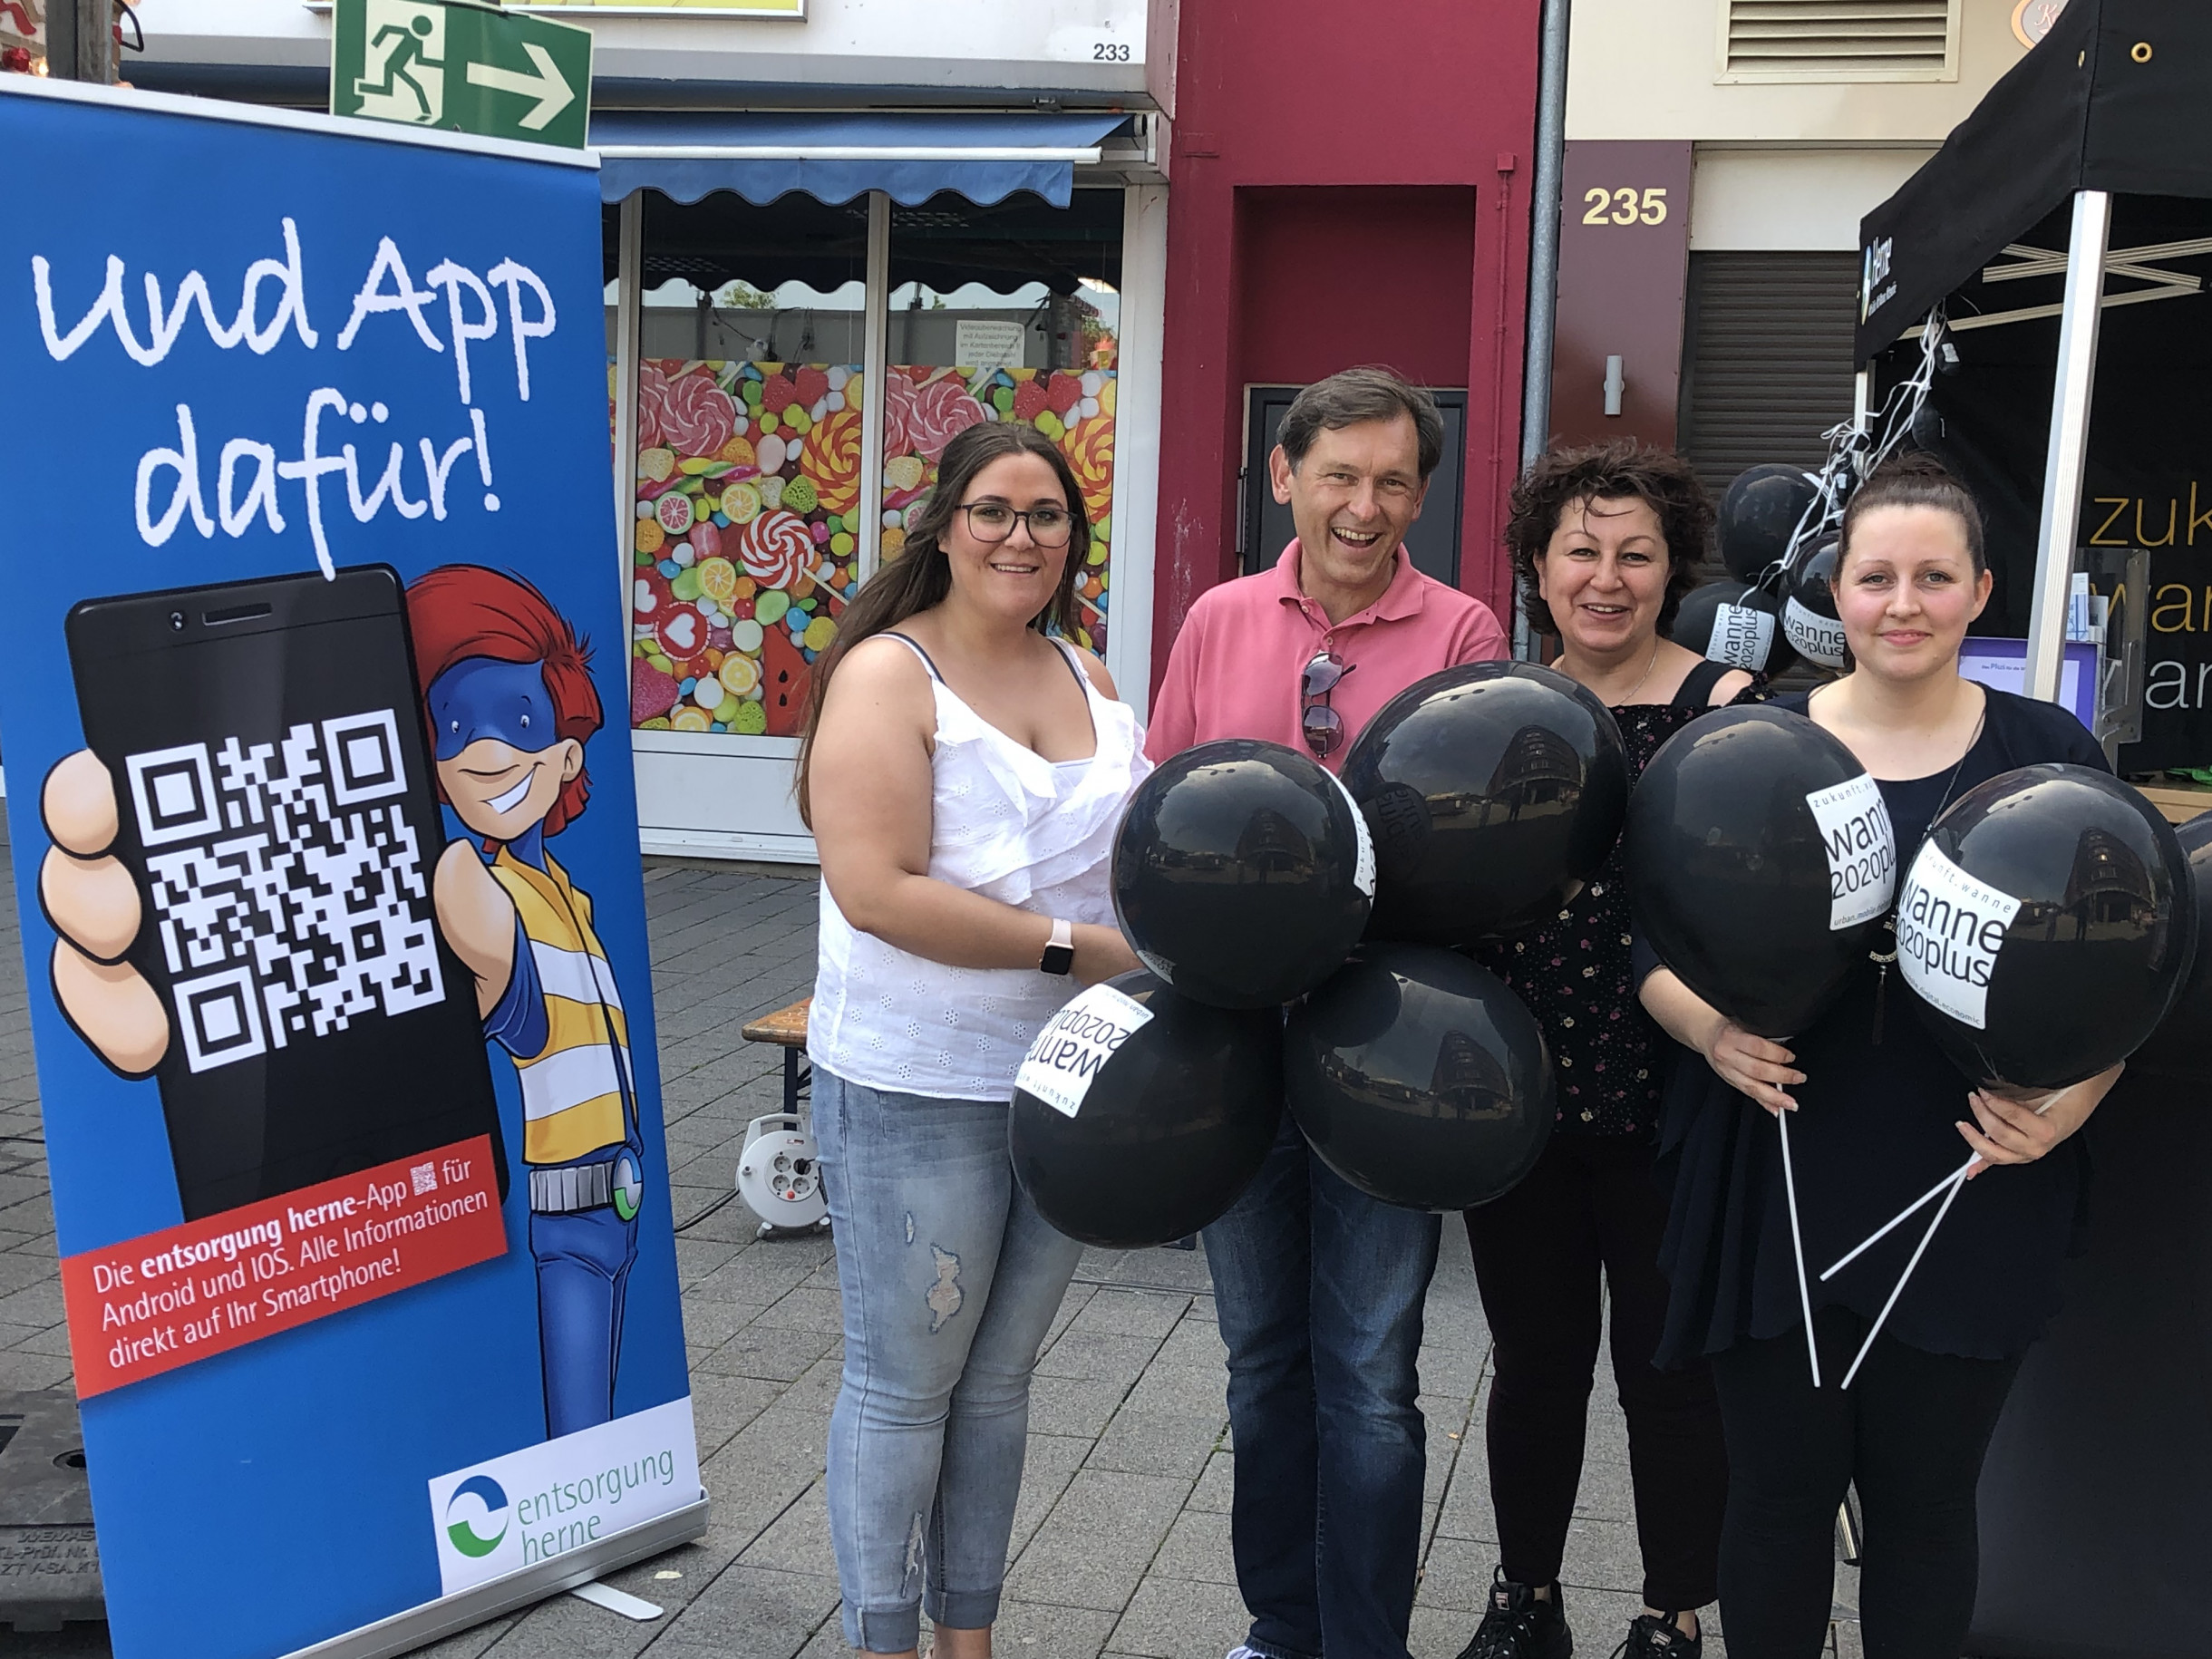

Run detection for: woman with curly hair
[[1455, 443, 1755, 1659]]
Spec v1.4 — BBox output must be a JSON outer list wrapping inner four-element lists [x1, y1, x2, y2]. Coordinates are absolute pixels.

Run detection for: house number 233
[[1582, 187, 1668, 226]]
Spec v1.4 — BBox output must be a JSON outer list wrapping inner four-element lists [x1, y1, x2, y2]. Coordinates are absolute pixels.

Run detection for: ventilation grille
[[1722, 0, 1955, 81]]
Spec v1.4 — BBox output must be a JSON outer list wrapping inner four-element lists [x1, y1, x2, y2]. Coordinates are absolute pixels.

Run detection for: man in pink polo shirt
[[1146, 366, 1508, 1659]]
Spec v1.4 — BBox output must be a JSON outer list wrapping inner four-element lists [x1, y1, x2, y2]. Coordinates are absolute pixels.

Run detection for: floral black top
[[1477, 662, 1768, 1140]]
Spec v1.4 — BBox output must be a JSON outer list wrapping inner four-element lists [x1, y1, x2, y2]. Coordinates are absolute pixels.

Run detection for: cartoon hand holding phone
[[44, 750, 170, 1075], [48, 569, 507, 1226], [44, 564, 635, 1442]]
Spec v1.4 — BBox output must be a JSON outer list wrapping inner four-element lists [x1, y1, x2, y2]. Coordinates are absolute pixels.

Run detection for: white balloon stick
[[1820, 1154, 1978, 1281], [1840, 1161, 1971, 1390], [1778, 1109, 1822, 1389]]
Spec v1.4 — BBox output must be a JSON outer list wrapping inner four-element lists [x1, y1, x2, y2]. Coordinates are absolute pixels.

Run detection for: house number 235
[[1582, 187, 1668, 226]]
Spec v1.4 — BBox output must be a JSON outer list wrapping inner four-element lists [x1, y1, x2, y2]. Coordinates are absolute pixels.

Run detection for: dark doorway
[[1239, 384, 1469, 586]]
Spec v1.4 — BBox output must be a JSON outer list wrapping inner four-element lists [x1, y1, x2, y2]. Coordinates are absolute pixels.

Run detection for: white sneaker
[[1227, 1648, 1272, 1659]]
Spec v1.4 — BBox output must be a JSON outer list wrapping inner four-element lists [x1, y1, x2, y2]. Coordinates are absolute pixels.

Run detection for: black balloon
[[1285, 944, 1554, 1211], [1672, 577, 1796, 676], [1717, 464, 1819, 583], [1629, 705, 1895, 1036], [1738, 583, 1800, 677], [1669, 578, 1748, 655], [1011, 971, 1283, 1249], [1900, 765, 2194, 1089], [1112, 739, 1372, 1008], [1341, 662, 1629, 946], [1780, 536, 1847, 669], [2130, 811, 2212, 1082]]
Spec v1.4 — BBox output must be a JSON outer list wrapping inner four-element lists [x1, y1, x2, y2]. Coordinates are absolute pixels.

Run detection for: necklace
[[1868, 703, 1988, 1043], [1586, 638, 1662, 706]]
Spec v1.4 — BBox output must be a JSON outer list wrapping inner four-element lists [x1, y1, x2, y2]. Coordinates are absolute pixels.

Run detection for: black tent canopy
[[1856, 0, 2212, 366], [1851, 1, 2212, 732]]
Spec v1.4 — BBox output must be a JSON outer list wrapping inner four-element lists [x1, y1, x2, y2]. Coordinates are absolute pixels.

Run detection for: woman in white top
[[799, 421, 1149, 1659]]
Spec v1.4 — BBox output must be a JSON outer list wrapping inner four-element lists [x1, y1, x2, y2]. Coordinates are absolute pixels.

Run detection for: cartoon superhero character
[[407, 565, 641, 1440]]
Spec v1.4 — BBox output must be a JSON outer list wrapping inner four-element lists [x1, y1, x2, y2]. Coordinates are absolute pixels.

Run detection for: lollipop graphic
[[800, 409, 864, 514], [737, 509, 815, 590]]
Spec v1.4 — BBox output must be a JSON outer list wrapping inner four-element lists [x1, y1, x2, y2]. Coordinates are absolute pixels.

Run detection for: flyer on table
[[0, 80, 697, 1659]]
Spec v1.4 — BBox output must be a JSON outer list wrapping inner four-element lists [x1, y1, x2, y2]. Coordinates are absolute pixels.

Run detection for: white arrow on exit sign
[[464, 43, 575, 131]]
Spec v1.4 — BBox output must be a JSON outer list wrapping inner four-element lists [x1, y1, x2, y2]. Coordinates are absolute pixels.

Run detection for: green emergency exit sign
[[332, 0, 592, 151]]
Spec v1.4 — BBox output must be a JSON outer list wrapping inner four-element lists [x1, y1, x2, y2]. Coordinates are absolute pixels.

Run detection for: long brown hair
[[797, 419, 1091, 827]]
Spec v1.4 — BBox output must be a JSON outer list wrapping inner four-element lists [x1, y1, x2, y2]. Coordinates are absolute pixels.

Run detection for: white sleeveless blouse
[[808, 635, 1151, 1101]]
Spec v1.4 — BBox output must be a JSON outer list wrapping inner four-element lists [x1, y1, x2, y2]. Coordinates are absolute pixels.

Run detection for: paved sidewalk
[[0, 810, 1862, 1658]]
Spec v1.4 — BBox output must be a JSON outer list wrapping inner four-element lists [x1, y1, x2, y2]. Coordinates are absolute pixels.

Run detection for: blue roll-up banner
[[0, 80, 701, 1657]]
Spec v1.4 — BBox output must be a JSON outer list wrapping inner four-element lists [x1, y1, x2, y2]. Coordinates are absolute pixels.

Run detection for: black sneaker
[[1454, 1568, 1572, 1659], [1613, 1611, 1702, 1659]]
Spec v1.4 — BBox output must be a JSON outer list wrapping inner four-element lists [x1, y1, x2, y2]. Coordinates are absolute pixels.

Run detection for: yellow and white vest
[[490, 848, 632, 1166]]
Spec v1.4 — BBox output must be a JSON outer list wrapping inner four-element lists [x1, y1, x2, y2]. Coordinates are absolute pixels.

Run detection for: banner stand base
[[280, 1493, 711, 1659]]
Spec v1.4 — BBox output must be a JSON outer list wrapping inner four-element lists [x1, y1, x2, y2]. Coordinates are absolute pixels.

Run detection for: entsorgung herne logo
[[444, 1475, 509, 1557]]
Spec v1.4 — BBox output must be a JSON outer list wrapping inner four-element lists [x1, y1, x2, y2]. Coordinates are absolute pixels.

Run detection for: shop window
[[627, 191, 868, 738], [882, 190, 1123, 654]]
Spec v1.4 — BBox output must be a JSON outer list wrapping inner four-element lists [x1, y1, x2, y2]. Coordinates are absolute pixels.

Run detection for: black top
[[1480, 659, 1765, 1140], [1649, 686, 2110, 1366]]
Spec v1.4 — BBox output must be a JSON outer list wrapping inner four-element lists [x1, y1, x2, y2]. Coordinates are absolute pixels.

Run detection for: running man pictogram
[[353, 0, 446, 125]]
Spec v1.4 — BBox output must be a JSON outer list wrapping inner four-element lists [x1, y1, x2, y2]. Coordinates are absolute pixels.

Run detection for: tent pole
[[2023, 189, 2110, 704]]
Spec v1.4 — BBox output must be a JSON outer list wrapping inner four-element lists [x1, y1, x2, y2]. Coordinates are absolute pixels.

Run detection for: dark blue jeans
[[1203, 1113, 1442, 1659], [531, 1201, 639, 1439]]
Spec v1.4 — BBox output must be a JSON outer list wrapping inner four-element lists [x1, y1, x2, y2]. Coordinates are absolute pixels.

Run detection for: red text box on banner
[[60, 1136, 507, 1398]]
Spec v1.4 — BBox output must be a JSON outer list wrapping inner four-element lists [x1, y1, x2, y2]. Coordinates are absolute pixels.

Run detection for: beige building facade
[[1550, 0, 2055, 485]]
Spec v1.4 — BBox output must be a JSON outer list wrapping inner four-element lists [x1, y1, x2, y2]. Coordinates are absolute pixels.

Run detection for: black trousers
[[1463, 1134, 1728, 1612], [1708, 1306, 2023, 1659]]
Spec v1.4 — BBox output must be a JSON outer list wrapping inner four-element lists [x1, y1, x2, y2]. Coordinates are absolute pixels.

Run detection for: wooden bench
[[741, 996, 811, 1115]]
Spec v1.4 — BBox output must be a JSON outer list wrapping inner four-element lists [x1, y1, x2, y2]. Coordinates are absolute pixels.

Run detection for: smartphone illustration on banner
[[63, 567, 508, 1221]]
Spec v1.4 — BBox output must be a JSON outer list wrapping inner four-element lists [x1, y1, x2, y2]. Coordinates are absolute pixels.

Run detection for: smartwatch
[[1039, 917, 1075, 976]]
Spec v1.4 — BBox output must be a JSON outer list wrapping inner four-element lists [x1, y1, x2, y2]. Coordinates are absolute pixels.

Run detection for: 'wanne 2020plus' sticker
[[1896, 844, 2023, 1029], [1707, 603, 1775, 671], [1782, 597, 1848, 669], [1805, 771, 1896, 930], [1015, 983, 1152, 1117], [1326, 769, 1378, 897]]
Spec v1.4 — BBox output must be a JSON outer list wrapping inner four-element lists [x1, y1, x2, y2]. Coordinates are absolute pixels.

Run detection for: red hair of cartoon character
[[407, 565, 601, 839]]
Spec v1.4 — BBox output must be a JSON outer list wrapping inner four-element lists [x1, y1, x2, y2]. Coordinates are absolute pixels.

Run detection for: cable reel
[[736, 1112, 830, 1237]]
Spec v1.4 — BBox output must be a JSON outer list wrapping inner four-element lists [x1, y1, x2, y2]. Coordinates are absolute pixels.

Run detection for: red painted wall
[[1151, 0, 1543, 689], [1234, 188, 1476, 389]]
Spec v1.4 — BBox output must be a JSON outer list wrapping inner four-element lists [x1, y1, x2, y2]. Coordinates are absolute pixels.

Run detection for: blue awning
[[590, 112, 1130, 209]]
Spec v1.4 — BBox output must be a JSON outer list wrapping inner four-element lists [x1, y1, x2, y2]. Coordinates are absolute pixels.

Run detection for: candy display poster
[[879, 359, 1118, 654], [627, 349, 1119, 741], [0, 80, 698, 1659], [630, 359, 863, 735]]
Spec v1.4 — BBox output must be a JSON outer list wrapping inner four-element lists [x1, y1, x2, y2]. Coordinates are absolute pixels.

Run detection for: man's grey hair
[[1276, 366, 1447, 481]]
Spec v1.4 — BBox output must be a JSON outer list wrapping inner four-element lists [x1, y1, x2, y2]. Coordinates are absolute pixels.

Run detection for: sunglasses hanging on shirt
[[1301, 650, 1355, 757]]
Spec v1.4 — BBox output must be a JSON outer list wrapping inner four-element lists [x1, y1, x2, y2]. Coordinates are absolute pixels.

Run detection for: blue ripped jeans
[[813, 1069, 1084, 1654]]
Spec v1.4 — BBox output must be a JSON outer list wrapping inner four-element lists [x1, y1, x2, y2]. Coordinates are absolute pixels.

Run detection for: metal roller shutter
[[1679, 251, 1858, 497]]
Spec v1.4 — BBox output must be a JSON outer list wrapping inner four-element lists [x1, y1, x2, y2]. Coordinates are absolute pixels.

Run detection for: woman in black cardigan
[[1638, 455, 2121, 1659]]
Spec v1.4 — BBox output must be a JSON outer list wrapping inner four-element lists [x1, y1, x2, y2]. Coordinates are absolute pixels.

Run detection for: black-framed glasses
[[1301, 650, 1357, 757], [958, 501, 1075, 548]]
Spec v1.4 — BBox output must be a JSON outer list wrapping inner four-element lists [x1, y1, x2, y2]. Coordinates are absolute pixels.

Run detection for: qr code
[[123, 710, 445, 1074]]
